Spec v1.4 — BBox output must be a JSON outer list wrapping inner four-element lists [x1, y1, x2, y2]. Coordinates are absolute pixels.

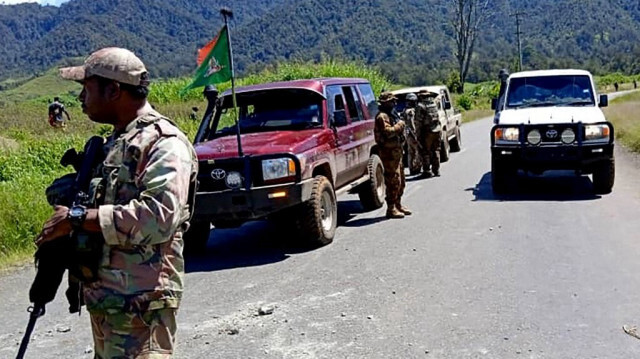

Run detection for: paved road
[[3, 112, 640, 358]]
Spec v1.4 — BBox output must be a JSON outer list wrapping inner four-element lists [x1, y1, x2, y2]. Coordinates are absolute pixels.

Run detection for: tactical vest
[[100, 112, 197, 227]]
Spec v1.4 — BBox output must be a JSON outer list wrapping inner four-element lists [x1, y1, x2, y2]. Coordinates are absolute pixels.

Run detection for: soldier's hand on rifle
[[34, 206, 72, 247], [395, 120, 405, 132]]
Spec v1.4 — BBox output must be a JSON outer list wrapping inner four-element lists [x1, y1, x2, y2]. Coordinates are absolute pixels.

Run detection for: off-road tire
[[592, 158, 615, 194], [450, 126, 462, 152], [440, 131, 450, 162], [184, 221, 211, 253], [491, 157, 513, 194], [298, 175, 337, 247], [358, 155, 385, 211]]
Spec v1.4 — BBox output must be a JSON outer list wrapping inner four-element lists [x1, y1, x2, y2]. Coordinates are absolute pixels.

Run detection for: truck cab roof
[[221, 78, 370, 98], [509, 69, 593, 79]]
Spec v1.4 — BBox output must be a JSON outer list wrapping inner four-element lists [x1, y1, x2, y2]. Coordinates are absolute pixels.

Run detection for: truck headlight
[[262, 158, 296, 181], [584, 124, 611, 142], [495, 127, 520, 143], [561, 128, 576, 144], [527, 129, 541, 145]]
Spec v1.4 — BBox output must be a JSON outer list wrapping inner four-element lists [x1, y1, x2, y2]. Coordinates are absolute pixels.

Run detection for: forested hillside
[[0, 0, 287, 79], [1, 0, 639, 85]]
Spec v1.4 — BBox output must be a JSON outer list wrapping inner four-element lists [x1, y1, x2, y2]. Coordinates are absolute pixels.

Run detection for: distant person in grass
[[48, 96, 71, 128], [37, 47, 198, 358], [190, 106, 199, 121]]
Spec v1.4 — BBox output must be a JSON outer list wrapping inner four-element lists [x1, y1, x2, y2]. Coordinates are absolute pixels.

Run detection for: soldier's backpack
[[416, 100, 439, 129]]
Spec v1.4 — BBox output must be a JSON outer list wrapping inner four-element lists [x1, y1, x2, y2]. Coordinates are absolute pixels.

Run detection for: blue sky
[[1, 0, 69, 5]]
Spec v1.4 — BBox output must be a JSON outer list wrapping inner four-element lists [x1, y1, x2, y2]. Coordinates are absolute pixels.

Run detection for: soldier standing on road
[[48, 96, 71, 128], [402, 93, 422, 176], [35, 47, 198, 358], [415, 89, 441, 178], [374, 92, 411, 219]]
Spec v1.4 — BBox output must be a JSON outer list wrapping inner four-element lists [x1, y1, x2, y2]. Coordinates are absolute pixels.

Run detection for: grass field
[[603, 91, 640, 152]]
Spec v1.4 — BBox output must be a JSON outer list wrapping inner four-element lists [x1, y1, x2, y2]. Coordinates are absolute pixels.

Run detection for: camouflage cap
[[59, 47, 149, 86], [378, 92, 397, 103]]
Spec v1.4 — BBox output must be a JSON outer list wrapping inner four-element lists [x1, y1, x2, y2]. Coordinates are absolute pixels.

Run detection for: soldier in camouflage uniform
[[374, 92, 412, 219], [415, 89, 441, 177], [402, 93, 422, 175], [36, 47, 198, 358]]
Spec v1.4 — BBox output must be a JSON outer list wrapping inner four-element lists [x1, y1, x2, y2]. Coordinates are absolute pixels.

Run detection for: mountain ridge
[[1, 0, 639, 85]]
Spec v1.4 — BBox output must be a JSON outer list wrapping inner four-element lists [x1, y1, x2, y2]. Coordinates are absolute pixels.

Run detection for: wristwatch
[[68, 204, 87, 229]]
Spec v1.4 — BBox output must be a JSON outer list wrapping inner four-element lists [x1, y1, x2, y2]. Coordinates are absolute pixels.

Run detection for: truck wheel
[[184, 221, 211, 253], [440, 132, 450, 162], [299, 175, 337, 247], [491, 157, 513, 194], [358, 155, 385, 211], [592, 158, 615, 194], [450, 127, 462, 152]]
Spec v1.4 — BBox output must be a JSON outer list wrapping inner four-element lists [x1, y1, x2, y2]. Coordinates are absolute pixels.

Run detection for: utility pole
[[511, 10, 525, 72]]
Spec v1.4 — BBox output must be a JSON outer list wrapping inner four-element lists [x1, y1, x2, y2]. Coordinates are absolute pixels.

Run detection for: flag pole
[[220, 8, 243, 157]]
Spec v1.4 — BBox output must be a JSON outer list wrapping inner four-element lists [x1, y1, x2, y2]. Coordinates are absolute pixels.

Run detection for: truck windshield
[[214, 89, 324, 137], [505, 75, 595, 109]]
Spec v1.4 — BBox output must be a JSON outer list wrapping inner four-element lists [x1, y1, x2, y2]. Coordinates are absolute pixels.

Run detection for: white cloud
[[1, 0, 69, 5]]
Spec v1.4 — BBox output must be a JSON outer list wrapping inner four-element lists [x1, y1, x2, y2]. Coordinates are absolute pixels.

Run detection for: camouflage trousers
[[406, 133, 422, 175], [90, 308, 177, 359], [421, 131, 441, 173], [379, 147, 406, 207]]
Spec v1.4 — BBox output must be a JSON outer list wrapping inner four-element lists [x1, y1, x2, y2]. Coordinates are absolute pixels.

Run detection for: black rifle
[[16, 136, 105, 359]]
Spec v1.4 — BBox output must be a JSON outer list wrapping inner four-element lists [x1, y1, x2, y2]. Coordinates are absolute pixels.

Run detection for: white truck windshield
[[506, 75, 595, 109]]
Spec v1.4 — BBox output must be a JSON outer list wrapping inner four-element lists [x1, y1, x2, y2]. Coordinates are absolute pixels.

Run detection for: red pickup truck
[[187, 78, 385, 250]]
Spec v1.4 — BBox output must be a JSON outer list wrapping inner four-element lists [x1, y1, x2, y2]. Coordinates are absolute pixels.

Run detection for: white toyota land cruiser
[[491, 69, 614, 194]]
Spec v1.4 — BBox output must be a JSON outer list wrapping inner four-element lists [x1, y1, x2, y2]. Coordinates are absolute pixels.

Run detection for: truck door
[[440, 89, 455, 136], [326, 85, 353, 188], [346, 84, 374, 177]]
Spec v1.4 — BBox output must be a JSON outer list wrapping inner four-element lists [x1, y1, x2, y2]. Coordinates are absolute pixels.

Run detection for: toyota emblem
[[211, 168, 226, 180], [546, 129, 558, 139]]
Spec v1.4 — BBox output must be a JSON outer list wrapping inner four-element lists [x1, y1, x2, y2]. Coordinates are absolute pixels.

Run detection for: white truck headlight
[[584, 124, 611, 142], [495, 127, 520, 143], [262, 158, 296, 181]]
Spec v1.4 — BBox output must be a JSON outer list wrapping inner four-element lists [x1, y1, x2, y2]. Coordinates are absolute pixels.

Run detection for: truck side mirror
[[491, 98, 497, 110], [444, 101, 452, 110], [599, 94, 608, 108]]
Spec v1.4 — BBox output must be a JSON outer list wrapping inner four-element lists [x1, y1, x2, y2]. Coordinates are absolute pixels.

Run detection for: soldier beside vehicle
[[31, 47, 198, 359], [414, 89, 442, 178], [374, 92, 411, 219]]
